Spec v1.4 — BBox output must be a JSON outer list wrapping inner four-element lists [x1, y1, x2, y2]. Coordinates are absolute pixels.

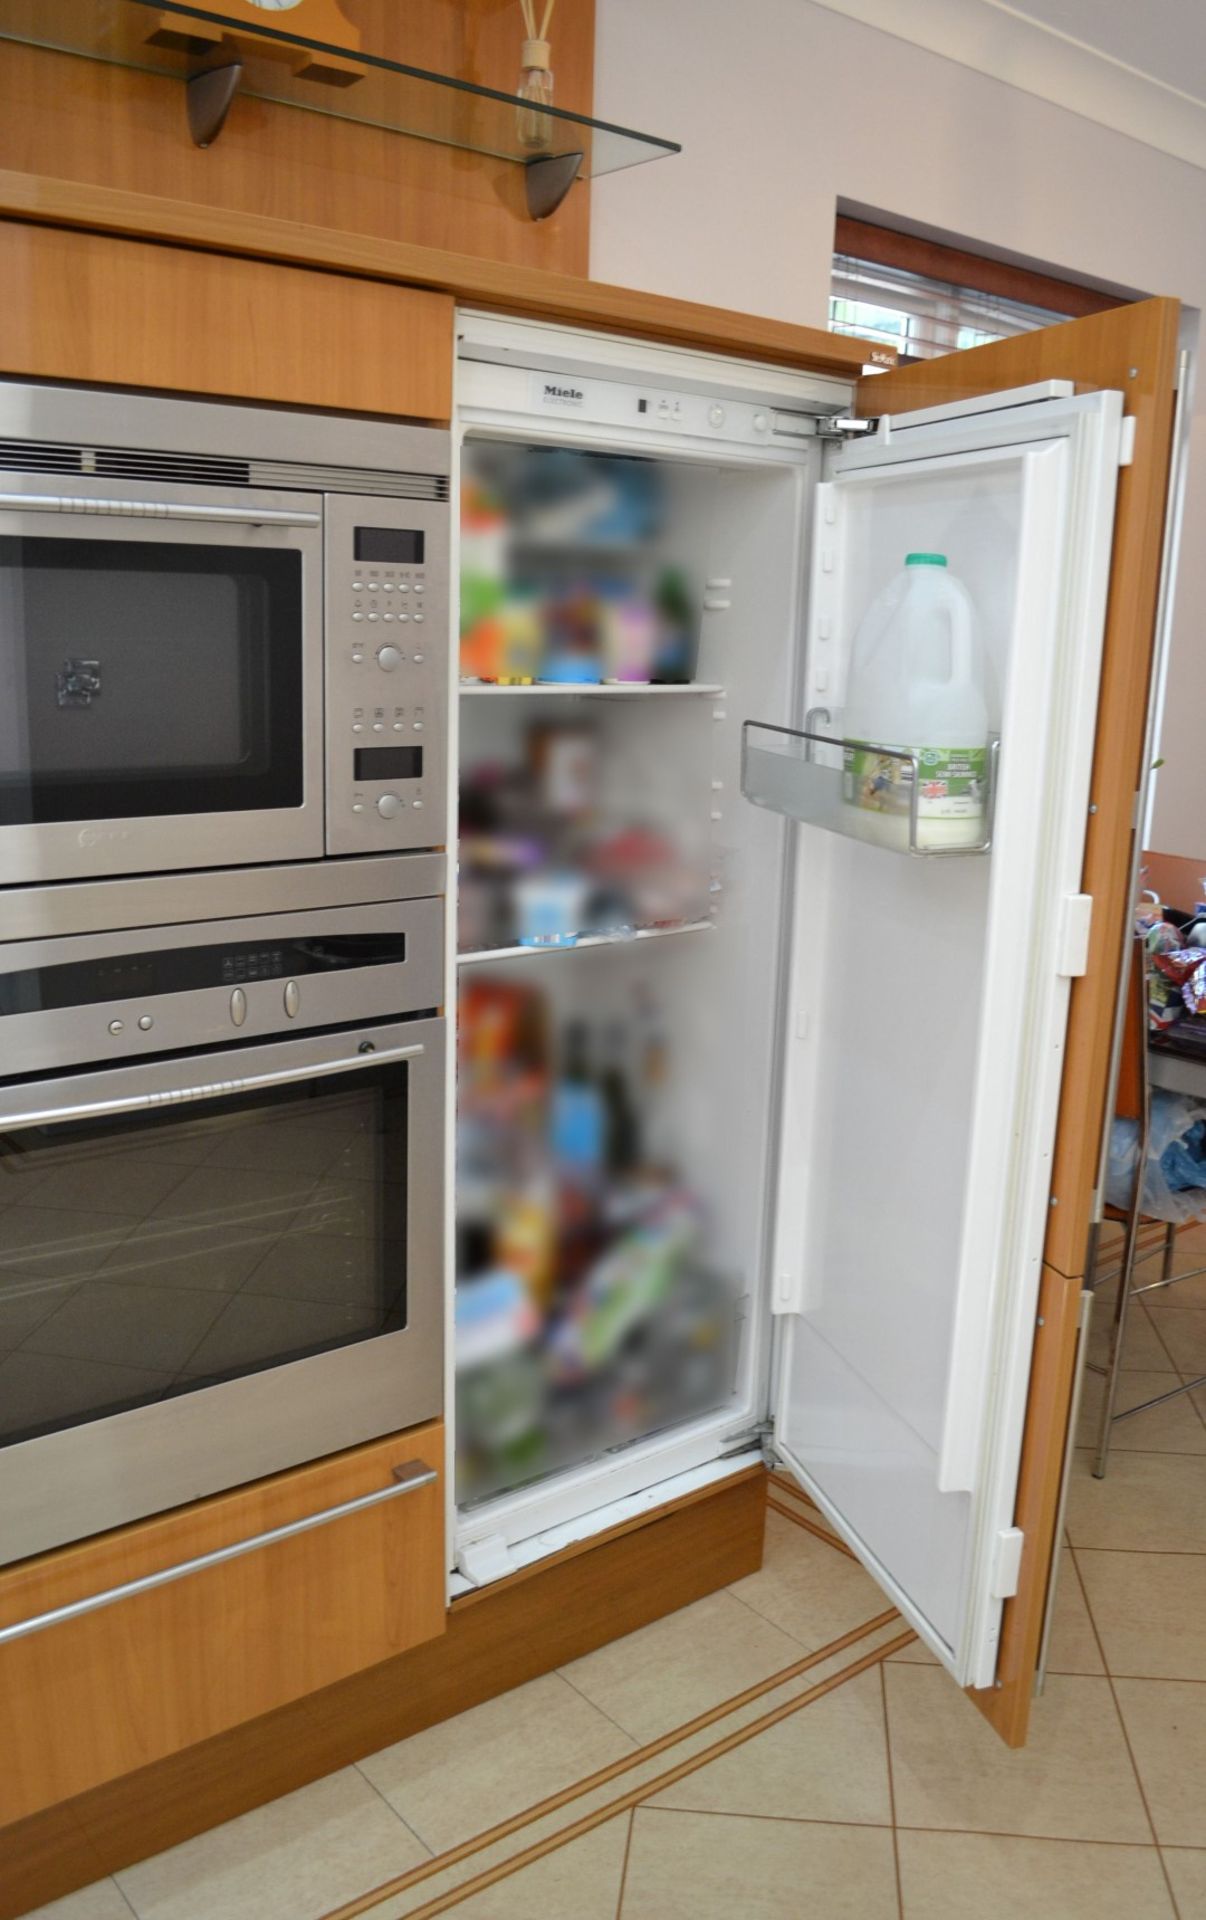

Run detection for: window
[[830, 217, 1127, 365]]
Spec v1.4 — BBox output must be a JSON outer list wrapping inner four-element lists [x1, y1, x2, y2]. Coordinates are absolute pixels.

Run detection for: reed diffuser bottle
[[517, 0, 556, 150]]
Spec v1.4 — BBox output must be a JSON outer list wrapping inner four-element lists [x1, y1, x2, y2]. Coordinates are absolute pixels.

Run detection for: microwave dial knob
[[377, 792, 404, 819], [376, 645, 403, 672], [283, 980, 300, 1019], [229, 988, 247, 1027]]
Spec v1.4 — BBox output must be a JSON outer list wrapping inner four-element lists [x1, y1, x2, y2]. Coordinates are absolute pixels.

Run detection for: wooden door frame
[[856, 297, 1181, 1743]]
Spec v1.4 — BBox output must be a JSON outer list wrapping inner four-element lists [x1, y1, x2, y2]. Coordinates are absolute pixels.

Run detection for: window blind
[[830, 253, 1073, 363]]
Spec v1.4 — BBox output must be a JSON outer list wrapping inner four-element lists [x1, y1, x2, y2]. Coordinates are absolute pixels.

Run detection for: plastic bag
[[1106, 1089, 1206, 1224]]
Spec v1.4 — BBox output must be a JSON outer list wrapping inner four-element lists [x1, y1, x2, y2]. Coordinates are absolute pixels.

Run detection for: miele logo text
[[542, 382, 584, 404], [78, 826, 130, 848]]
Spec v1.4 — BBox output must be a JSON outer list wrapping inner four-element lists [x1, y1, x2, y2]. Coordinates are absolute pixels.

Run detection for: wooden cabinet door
[[0, 221, 454, 421], [856, 296, 1180, 1743], [0, 1420, 445, 1822]]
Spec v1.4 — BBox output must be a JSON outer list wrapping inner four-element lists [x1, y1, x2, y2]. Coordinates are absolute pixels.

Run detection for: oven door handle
[[0, 1040, 425, 1132], [0, 1461, 439, 1647], [0, 492, 321, 528]]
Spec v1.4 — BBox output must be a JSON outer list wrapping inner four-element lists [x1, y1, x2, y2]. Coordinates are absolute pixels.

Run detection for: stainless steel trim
[[0, 1461, 438, 1647], [1, 855, 447, 943], [0, 491, 321, 526], [0, 381, 451, 477], [0, 1041, 424, 1132]]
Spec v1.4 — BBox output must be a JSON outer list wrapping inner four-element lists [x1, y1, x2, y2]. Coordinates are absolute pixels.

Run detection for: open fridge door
[[749, 384, 1125, 1688]]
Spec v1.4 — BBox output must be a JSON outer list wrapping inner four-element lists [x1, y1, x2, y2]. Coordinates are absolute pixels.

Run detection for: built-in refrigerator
[[448, 309, 1127, 1692]]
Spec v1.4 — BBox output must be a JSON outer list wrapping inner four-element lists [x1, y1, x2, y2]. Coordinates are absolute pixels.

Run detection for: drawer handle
[[0, 1460, 438, 1647], [0, 493, 321, 528]]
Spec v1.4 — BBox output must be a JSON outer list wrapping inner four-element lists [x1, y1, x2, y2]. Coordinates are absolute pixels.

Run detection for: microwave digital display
[[354, 527, 425, 564]]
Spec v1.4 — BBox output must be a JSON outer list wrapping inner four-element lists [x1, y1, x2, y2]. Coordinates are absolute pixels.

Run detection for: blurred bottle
[[652, 569, 697, 684], [599, 1022, 641, 1175], [552, 1021, 605, 1185]]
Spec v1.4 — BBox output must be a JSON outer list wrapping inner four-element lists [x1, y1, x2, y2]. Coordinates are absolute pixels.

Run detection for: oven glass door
[[0, 478, 323, 879], [0, 1051, 415, 1450]]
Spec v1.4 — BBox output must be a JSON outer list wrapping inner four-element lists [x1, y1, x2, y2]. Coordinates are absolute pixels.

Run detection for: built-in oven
[[0, 862, 446, 1564], [0, 381, 450, 887]]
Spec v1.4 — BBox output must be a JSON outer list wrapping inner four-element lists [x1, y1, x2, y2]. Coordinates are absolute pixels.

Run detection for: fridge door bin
[[740, 718, 999, 857]]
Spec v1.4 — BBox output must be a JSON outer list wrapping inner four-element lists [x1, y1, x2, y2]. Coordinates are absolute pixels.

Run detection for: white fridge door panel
[[769, 391, 1123, 1686]]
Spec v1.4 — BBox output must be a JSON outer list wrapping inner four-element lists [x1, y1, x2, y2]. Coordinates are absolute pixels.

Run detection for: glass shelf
[[458, 921, 714, 966], [741, 720, 999, 858], [460, 682, 725, 699], [0, 0, 680, 211]]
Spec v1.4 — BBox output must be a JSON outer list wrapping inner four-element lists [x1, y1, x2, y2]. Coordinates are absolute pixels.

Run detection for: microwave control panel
[[324, 491, 448, 855]]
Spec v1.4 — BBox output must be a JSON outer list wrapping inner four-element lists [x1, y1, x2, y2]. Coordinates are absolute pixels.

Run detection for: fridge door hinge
[[454, 1533, 518, 1588], [816, 413, 878, 442], [990, 1526, 1025, 1600], [1056, 893, 1093, 977], [1118, 415, 1137, 467], [721, 1418, 777, 1466]]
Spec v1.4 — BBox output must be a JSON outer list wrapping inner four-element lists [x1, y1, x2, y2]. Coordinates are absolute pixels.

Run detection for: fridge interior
[[454, 438, 810, 1513]]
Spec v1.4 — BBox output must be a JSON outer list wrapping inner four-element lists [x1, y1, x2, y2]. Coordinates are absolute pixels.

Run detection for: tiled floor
[[21, 1227, 1206, 1920]]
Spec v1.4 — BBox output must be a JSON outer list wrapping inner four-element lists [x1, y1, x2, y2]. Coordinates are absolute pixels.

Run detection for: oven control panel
[[324, 492, 448, 855]]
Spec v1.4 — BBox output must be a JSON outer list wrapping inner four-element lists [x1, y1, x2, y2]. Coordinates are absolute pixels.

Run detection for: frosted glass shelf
[[741, 720, 998, 858], [0, 0, 679, 212], [460, 682, 725, 698], [457, 921, 713, 966]]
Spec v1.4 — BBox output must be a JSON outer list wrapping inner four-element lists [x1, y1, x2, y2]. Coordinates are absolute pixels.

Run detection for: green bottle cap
[[905, 552, 947, 566]]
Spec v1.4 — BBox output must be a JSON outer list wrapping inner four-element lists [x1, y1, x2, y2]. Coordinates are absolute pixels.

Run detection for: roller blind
[[830, 253, 1074, 363]]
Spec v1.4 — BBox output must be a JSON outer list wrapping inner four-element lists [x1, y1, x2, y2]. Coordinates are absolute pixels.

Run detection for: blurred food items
[[460, 445, 700, 687], [455, 975, 735, 1506]]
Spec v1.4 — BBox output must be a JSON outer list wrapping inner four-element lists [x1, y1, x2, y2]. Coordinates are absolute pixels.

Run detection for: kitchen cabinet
[[0, 1419, 444, 1824]]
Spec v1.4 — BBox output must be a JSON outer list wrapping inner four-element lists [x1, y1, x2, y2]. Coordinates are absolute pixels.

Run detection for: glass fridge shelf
[[741, 719, 999, 858], [0, 0, 680, 215]]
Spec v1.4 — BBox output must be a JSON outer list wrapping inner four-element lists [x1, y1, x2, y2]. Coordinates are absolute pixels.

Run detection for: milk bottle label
[[843, 743, 987, 821]]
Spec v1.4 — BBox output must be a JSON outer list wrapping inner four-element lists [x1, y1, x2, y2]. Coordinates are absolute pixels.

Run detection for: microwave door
[[0, 479, 325, 885]]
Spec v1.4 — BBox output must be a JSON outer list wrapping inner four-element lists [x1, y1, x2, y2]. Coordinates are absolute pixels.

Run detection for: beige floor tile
[[897, 1830, 1175, 1919], [1088, 1300, 1178, 1372], [1079, 1367, 1206, 1453], [115, 1768, 428, 1920], [449, 1816, 631, 1920], [1066, 1450, 1206, 1552], [20, 1885, 135, 1920], [560, 1589, 803, 1744], [884, 1667, 1150, 1842], [1162, 1847, 1206, 1917], [1145, 1309, 1206, 1377], [357, 1672, 636, 1854], [647, 1666, 892, 1826], [1045, 1548, 1105, 1675], [728, 1509, 891, 1650], [1114, 1679, 1206, 1846], [619, 1808, 898, 1920], [1076, 1550, 1206, 1679]]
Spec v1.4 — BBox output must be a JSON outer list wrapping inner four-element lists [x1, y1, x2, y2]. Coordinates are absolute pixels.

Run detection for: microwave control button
[[397, 582, 410, 594], [352, 611, 364, 622], [108, 1019, 124, 1036], [376, 645, 403, 671], [284, 980, 300, 1019], [412, 798, 424, 809], [412, 651, 425, 663], [414, 582, 424, 595], [383, 612, 395, 622], [377, 792, 404, 819], [352, 579, 364, 592], [230, 988, 247, 1027], [138, 1015, 154, 1032], [413, 613, 425, 624]]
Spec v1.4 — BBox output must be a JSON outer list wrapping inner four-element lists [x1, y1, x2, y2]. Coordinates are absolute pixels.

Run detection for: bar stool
[[1086, 934, 1206, 1476]]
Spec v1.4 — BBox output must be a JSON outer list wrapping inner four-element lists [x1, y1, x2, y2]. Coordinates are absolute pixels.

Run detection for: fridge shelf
[[457, 921, 714, 966], [460, 682, 725, 699], [741, 719, 999, 858]]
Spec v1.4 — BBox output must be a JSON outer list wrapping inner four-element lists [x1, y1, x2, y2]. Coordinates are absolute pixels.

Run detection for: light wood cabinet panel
[[0, 220, 454, 419], [0, 1420, 445, 1824], [0, 0, 594, 278], [0, 175, 877, 380]]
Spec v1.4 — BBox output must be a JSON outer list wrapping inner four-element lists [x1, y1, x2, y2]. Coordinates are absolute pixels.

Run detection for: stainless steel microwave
[[0, 383, 450, 887]]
